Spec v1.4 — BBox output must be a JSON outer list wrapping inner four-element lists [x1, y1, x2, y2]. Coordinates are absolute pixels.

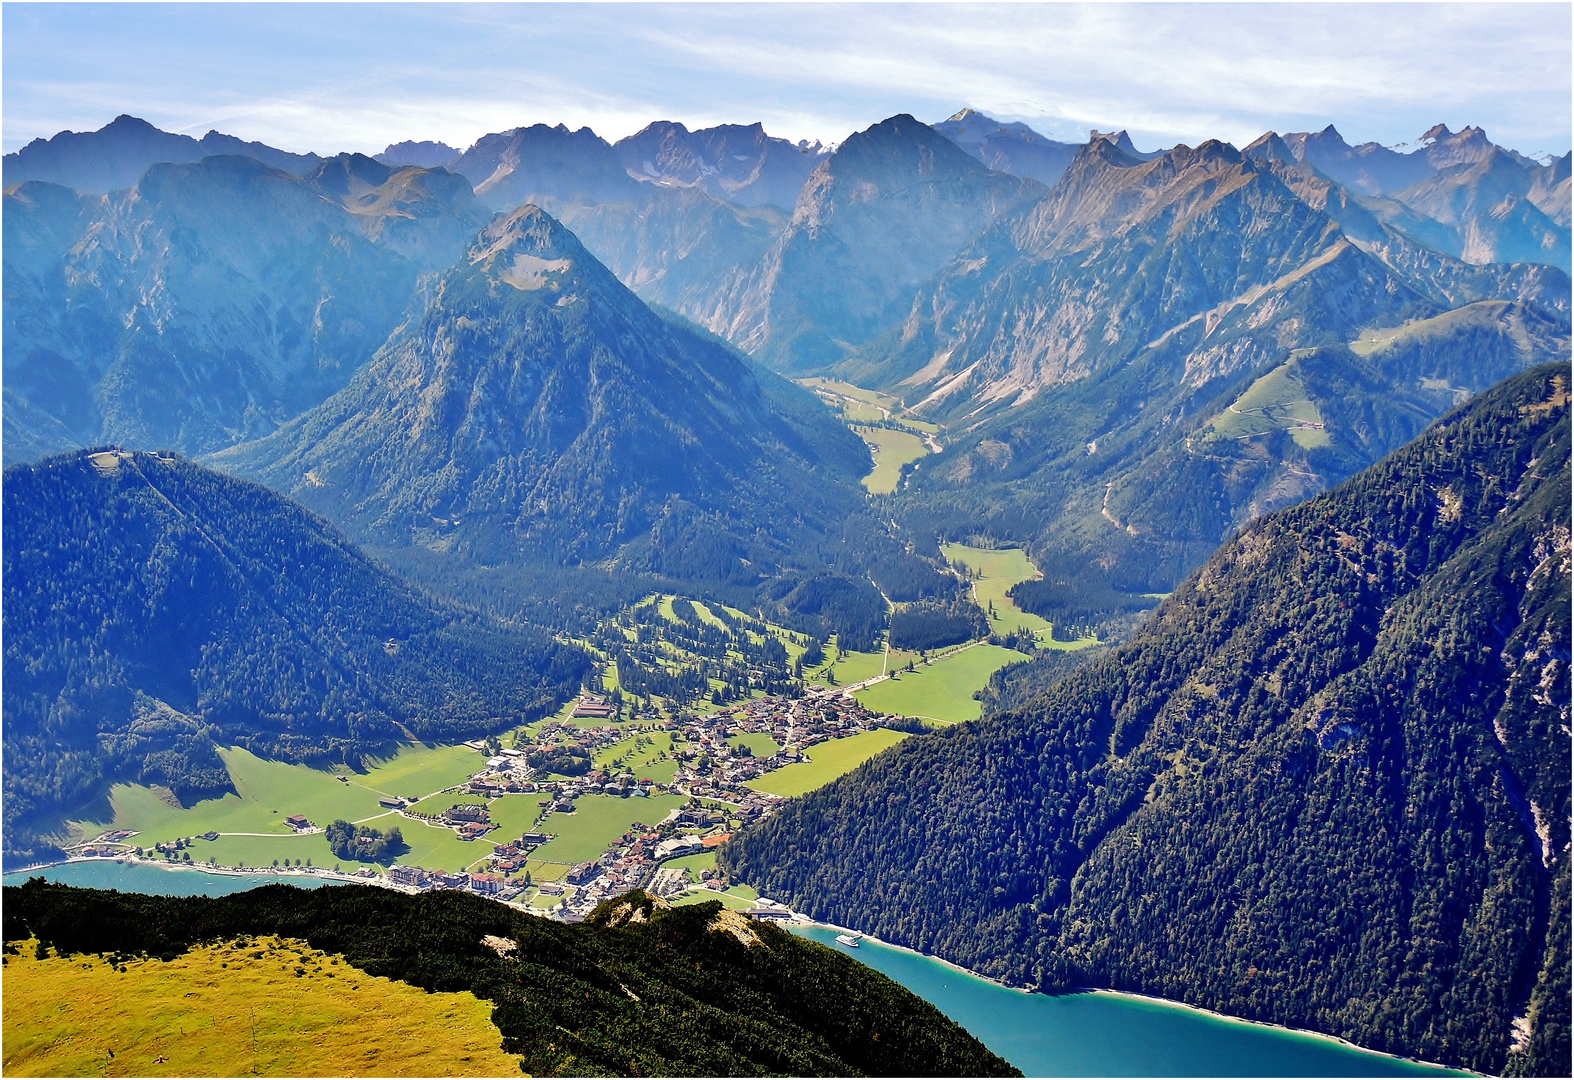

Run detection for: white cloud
[[3, 2, 1568, 156]]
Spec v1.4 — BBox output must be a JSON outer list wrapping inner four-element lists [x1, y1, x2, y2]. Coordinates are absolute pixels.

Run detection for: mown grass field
[[727, 732, 781, 758], [72, 744, 485, 849], [530, 793, 685, 864], [670, 889, 758, 912], [1, 938, 518, 1077], [746, 730, 909, 799], [856, 644, 1030, 722], [943, 543, 1097, 651], [663, 851, 718, 878], [808, 643, 888, 688], [856, 427, 929, 494]]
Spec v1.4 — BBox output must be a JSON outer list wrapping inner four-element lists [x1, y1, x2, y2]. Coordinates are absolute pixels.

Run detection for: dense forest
[[1, 451, 592, 861], [3, 879, 1018, 1078], [889, 599, 990, 651], [724, 365, 1571, 1077]]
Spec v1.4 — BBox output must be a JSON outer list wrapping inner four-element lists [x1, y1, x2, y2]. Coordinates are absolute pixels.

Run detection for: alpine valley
[[2, 105, 1569, 1078]]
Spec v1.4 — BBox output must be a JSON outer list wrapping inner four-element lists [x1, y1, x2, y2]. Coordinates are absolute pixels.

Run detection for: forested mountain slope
[[212, 205, 871, 583], [5, 882, 1018, 1078], [2, 153, 491, 460], [723, 364, 1571, 1077], [2, 451, 590, 860]]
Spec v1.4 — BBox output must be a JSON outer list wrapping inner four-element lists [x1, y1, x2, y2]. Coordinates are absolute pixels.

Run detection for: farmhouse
[[284, 815, 311, 831]]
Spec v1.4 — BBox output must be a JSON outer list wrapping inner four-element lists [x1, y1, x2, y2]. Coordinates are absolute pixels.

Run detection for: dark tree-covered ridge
[[2, 880, 1019, 1078], [723, 364, 1571, 1077], [2, 451, 592, 859]]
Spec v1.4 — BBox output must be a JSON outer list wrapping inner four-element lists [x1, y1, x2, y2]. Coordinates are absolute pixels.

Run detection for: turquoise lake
[[2, 859, 344, 896], [791, 927, 1468, 1077], [3, 862, 1470, 1077]]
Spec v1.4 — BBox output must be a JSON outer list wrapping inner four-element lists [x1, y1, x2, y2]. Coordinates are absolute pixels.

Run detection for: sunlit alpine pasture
[[745, 729, 909, 798], [856, 644, 1029, 723], [1, 938, 519, 1077]]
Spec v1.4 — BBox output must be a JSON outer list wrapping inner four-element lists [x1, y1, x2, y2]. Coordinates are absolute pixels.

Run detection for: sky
[[4, 2, 1571, 160]]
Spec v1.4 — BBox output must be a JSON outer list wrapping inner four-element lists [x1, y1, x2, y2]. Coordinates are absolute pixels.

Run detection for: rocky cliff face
[[212, 205, 869, 577], [716, 114, 1045, 374], [613, 120, 827, 209], [2, 154, 491, 460]]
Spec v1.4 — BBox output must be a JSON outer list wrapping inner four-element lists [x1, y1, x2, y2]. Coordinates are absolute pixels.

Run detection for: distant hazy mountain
[[2, 154, 491, 461], [375, 139, 462, 169], [1278, 122, 1537, 197], [1389, 149, 1572, 272], [1529, 152, 1572, 227], [932, 109, 1082, 187], [212, 204, 870, 581], [716, 114, 1045, 373], [613, 120, 828, 209], [725, 363, 1572, 1078], [452, 122, 640, 211], [2, 449, 591, 859], [932, 110, 1165, 188], [1, 114, 322, 193], [1269, 123, 1570, 272]]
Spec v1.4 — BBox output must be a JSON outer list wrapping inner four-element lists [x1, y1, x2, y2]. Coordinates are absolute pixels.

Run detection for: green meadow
[[1205, 361, 1330, 450], [943, 542, 1097, 650], [670, 889, 758, 912], [856, 426, 929, 494], [530, 793, 686, 865], [746, 729, 909, 799], [857, 644, 1029, 723], [727, 732, 781, 758], [807, 642, 888, 688]]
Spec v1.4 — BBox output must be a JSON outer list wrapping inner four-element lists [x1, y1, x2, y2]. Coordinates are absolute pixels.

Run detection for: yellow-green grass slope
[[746, 729, 910, 799], [1, 937, 518, 1077]]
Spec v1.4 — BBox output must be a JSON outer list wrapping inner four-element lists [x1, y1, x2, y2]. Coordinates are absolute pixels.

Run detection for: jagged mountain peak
[[306, 151, 396, 195], [1243, 131, 1299, 165], [464, 203, 607, 288]]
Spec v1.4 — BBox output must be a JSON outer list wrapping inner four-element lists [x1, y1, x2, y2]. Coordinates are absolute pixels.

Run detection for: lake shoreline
[[792, 918, 1476, 1076]]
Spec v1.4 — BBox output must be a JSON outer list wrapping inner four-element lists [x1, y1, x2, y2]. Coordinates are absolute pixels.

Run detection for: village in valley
[[56, 559, 1064, 921]]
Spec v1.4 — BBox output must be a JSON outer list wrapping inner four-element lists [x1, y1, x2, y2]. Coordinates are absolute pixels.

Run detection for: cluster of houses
[[78, 685, 897, 923]]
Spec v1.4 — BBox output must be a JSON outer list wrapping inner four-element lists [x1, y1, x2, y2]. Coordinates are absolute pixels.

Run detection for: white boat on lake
[[835, 933, 861, 948]]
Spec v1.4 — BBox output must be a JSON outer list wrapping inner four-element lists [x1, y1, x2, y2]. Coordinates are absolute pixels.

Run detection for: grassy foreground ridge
[[3, 878, 1020, 1078]]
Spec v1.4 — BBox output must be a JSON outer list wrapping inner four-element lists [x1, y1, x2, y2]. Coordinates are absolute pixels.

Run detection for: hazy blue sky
[[4, 2, 1570, 158]]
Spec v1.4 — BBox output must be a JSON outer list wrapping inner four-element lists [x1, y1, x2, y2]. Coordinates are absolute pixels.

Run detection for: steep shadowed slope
[[211, 205, 870, 581], [724, 364, 1571, 1077], [2, 450, 591, 859]]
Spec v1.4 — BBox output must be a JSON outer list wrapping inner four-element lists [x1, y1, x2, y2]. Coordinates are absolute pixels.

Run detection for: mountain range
[[211, 204, 871, 582], [3, 152, 490, 459], [724, 364, 1571, 1077]]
